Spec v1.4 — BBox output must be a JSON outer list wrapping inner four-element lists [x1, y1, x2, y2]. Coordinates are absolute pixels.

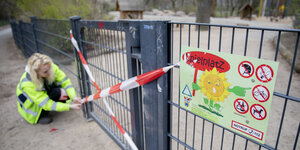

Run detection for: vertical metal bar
[[180, 24, 182, 52], [79, 21, 93, 121], [19, 20, 26, 57], [170, 23, 174, 150], [184, 112, 188, 150], [69, 16, 89, 119], [232, 134, 236, 150], [244, 28, 249, 56], [220, 128, 224, 150], [30, 16, 39, 53], [171, 23, 174, 56], [244, 139, 248, 150], [201, 120, 205, 150], [210, 124, 214, 150], [177, 23, 183, 150], [275, 32, 300, 149], [258, 30, 264, 59], [192, 115, 196, 149], [208, 26, 211, 50], [231, 27, 235, 54], [168, 22, 173, 150], [219, 26, 222, 52], [197, 25, 200, 48], [188, 24, 191, 46], [293, 123, 300, 150], [274, 31, 281, 61]]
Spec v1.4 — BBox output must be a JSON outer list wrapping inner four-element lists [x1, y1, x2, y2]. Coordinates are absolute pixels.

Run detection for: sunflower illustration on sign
[[183, 51, 250, 117]]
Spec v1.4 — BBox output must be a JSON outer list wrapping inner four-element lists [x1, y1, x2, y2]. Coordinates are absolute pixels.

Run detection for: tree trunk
[[226, 0, 230, 17], [211, 0, 216, 17], [196, 0, 211, 24], [171, 0, 176, 11], [262, 0, 268, 17], [230, 0, 234, 16]]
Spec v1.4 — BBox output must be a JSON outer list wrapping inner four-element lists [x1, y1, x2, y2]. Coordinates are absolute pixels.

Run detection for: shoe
[[38, 116, 53, 124]]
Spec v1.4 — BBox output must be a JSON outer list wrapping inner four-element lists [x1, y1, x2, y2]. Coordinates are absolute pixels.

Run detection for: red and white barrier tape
[[81, 63, 179, 103], [70, 30, 101, 92], [71, 29, 178, 150], [103, 98, 137, 149]]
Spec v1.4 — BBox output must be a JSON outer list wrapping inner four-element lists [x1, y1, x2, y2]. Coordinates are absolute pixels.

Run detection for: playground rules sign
[[179, 46, 279, 144]]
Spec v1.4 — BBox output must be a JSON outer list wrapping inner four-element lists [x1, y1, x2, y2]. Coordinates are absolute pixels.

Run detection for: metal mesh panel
[[168, 23, 300, 150], [80, 21, 132, 149], [20, 22, 35, 57]]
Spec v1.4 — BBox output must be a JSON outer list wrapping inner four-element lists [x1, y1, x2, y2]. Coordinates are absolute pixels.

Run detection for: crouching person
[[16, 53, 81, 124]]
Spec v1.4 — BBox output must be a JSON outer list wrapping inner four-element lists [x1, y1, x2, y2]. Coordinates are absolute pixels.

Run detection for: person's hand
[[70, 103, 81, 110], [72, 97, 81, 104], [59, 88, 68, 101]]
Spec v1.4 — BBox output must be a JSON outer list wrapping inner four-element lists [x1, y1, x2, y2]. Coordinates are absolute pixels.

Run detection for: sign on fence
[[180, 46, 279, 144]]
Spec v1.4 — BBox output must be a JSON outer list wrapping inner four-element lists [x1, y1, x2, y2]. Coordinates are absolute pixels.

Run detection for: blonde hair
[[27, 53, 55, 90]]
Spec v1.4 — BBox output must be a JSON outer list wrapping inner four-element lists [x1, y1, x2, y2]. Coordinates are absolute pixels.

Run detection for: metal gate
[[10, 17, 300, 150]]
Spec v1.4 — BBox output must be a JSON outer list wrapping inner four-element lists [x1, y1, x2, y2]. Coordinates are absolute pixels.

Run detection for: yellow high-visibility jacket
[[16, 63, 76, 124]]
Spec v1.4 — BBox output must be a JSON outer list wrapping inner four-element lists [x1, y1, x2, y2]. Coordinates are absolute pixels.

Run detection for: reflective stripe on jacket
[[16, 63, 76, 124]]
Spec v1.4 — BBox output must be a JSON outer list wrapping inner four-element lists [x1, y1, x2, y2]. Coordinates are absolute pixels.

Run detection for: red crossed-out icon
[[234, 98, 249, 114], [250, 104, 267, 120], [256, 64, 274, 83], [252, 85, 270, 102], [238, 61, 254, 78]]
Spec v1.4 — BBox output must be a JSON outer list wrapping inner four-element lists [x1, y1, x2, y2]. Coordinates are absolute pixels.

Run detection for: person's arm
[[23, 83, 70, 111], [52, 63, 77, 103]]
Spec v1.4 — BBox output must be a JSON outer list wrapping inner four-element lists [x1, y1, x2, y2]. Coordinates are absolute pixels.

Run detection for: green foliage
[[182, 4, 197, 14], [203, 98, 209, 104], [209, 99, 214, 108], [0, 20, 9, 26], [287, 0, 300, 15], [192, 82, 201, 90], [15, 0, 105, 20], [214, 103, 221, 111]]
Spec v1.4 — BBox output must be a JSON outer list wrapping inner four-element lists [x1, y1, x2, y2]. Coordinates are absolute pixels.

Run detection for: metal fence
[[10, 17, 300, 150], [168, 23, 300, 150]]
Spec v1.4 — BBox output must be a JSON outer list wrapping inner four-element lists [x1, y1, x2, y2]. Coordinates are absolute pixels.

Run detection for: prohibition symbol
[[250, 104, 267, 120], [256, 64, 274, 83], [238, 61, 254, 78], [252, 85, 270, 102], [234, 98, 249, 114]]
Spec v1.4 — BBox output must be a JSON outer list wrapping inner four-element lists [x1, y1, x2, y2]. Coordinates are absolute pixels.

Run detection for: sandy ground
[[0, 13, 299, 150], [0, 25, 119, 150]]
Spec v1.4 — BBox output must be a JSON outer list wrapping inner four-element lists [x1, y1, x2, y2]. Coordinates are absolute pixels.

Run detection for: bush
[[15, 0, 105, 20], [182, 4, 197, 15]]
